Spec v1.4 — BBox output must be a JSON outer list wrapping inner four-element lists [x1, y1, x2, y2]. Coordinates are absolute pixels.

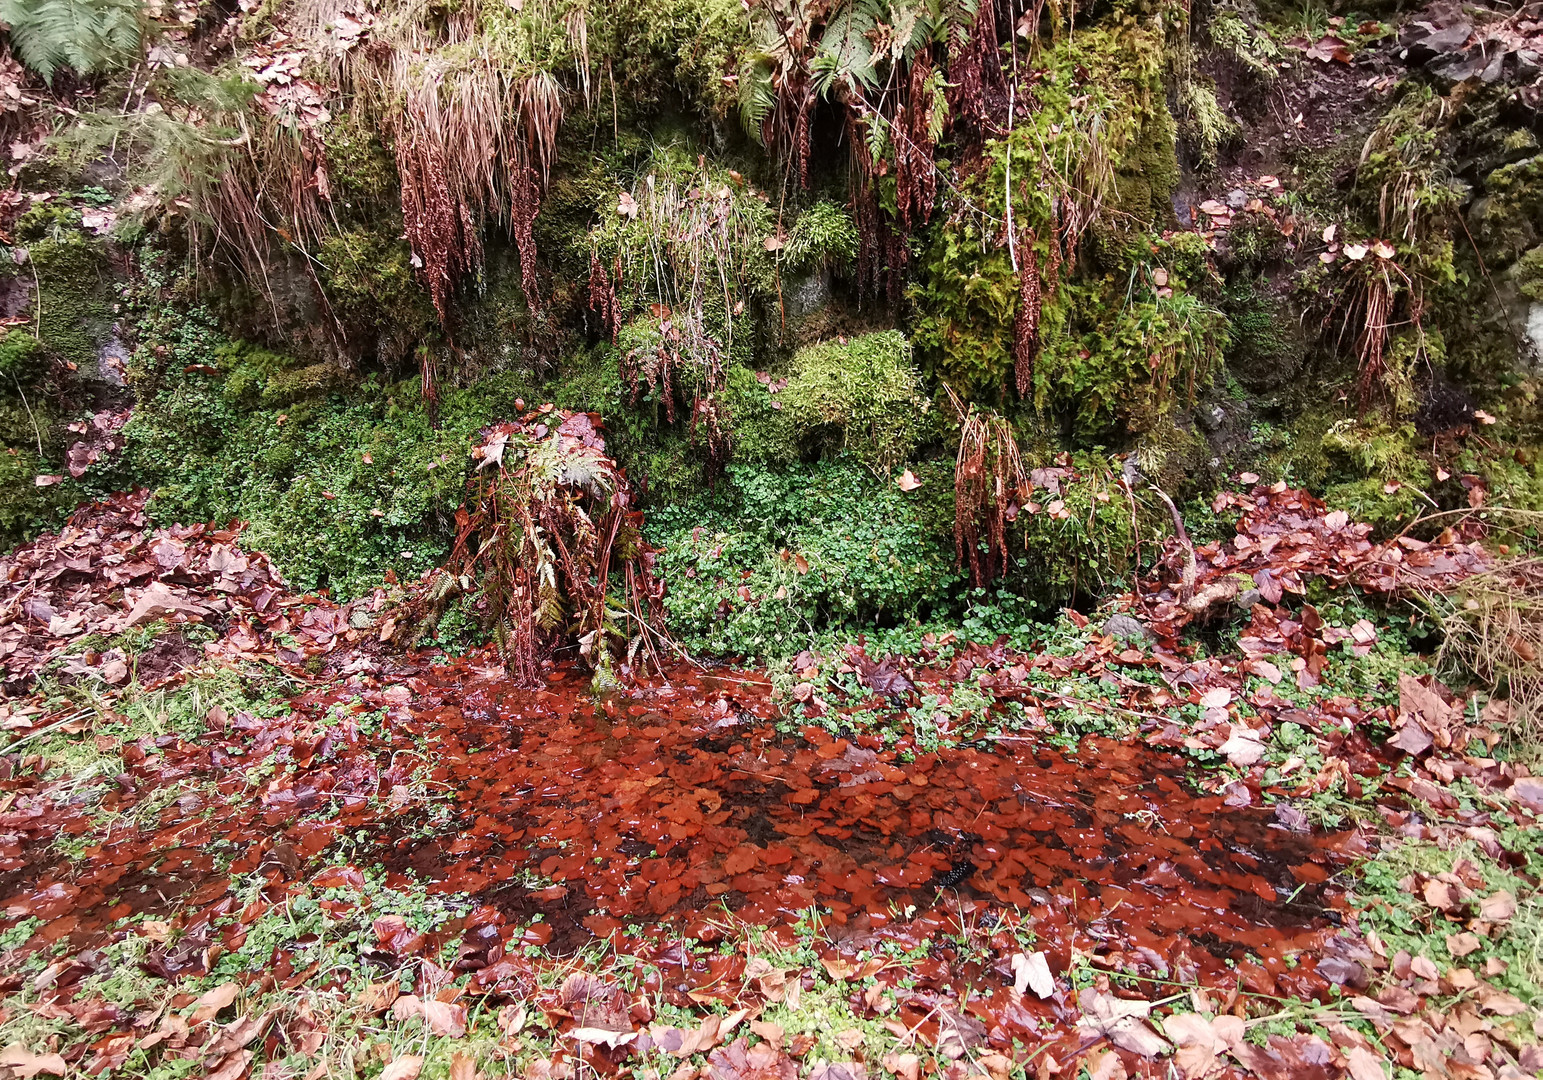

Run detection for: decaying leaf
[[1076, 990, 1171, 1057], [1218, 724, 1266, 767], [0, 1044, 68, 1079], [381, 1056, 425, 1080], [189, 982, 241, 1023], [1010, 951, 1054, 998]]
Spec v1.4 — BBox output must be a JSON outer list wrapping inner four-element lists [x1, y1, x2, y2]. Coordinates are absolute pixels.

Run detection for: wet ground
[[3, 656, 1361, 1032]]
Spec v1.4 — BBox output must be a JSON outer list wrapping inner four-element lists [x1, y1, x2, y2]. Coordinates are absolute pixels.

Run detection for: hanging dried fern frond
[[386, 49, 562, 325], [949, 388, 1028, 587]]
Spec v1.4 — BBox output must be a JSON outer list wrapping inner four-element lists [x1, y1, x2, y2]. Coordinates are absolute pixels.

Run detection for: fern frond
[[0, 0, 141, 82], [813, 3, 879, 97], [737, 58, 777, 140]]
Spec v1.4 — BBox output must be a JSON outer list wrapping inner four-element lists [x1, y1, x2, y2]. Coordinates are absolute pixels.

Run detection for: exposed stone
[[1102, 614, 1154, 644]]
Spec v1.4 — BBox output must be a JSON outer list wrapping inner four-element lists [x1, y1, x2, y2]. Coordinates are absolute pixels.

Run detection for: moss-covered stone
[[27, 232, 113, 373]]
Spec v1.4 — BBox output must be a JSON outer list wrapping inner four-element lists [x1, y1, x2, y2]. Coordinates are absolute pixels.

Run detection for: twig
[[1148, 484, 1196, 600], [10, 371, 44, 458]]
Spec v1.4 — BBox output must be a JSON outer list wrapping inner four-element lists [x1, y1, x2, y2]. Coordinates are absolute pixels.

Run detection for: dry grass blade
[[1433, 551, 1543, 758]]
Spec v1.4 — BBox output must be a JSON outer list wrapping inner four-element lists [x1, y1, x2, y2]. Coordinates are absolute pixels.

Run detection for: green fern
[[0, 0, 142, 82]]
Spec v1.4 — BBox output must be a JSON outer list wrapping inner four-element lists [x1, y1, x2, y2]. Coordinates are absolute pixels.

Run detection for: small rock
[[1102, 614, 1153, 644], [1233, 588, 1262, 610], [1226, 188, 1247, 211]]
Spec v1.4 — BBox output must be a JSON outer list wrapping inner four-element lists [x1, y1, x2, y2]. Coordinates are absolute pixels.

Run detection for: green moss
[[1207, 8, 1280, 80], [317, 230, 433, 351], [1178, 77, 1237, 169], [1005, 456, 1138, 608], [0, 330, 47, 387], [321, 112, 400, 212], [912, 18, 1185, 400], [27, 232, 112, 371], [93, 272, 541, 597], [1223, 279, 1297, 389], [1516, 245, 1543, 302], [722, 364, 798, 465], [1032, 235, 1227, 440], [0, 447, 77, 548], [784, 201, 859, 272], [777, 331, 924, 473], [1474, 156, 1543, 265], [1318, 418, 1434, 529]]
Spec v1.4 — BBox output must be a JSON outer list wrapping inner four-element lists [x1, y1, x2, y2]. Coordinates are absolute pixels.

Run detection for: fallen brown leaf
[[189, 982, 241, 1024], [0, 1044, 68, 1079], [381, 1056, 424, 1080]]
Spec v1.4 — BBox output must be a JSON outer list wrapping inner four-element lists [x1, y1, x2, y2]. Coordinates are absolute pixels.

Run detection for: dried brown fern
[[387, 52, 562, 325], [1012, 233, 1041, 396], [949, 388, 1028, 587], [894, 51, 939, 230]]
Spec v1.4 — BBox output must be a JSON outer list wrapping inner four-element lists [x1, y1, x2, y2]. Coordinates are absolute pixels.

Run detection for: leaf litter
[[0, 481, 1537, 1080]]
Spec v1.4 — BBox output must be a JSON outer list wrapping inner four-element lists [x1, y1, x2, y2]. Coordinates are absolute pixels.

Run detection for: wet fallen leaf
[[977, 1053, 1012, 1080], [450, 1053, 480, 1080], [1446, 933, 1481, 957], [1077, 990, 1171, 1057], [835, 1030, 864, 1052], [707, 1038, 797, 1080], [1085, 1050, 1126, 1080], [1476, 986, 1527, 1015], [1010, 951, 1054, 998], [1345, 1046, 1387, 1080], [206, 1010, 278, 1057], [1164, 1012, 1221, 1079], [571, 1028, 638, 1049], [749, 1021, 784, 1047], [1479, 891, 1515, 921], [1219, 724, 1265, 767], [881, 1054, 919, 1080], [359, 982, 400, 1013], [205, 1050, 254, 1080], [896, 470, 921, 492]]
